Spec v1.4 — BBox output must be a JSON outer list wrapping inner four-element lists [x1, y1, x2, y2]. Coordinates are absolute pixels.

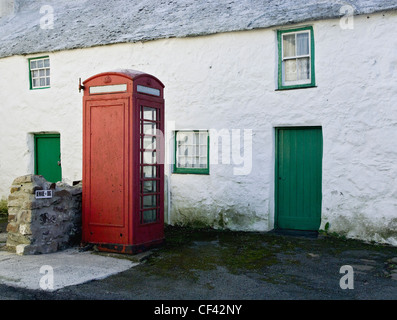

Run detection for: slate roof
[[0, 0, 397, 58]]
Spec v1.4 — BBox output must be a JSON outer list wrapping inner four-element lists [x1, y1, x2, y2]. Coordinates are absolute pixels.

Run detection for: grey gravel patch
[[351, 265, 374, 272]]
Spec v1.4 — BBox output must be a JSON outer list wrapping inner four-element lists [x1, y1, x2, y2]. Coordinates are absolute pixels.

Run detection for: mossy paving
[[141, 226, 397, 284]]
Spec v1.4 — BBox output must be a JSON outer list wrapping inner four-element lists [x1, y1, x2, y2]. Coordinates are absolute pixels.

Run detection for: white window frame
[[278, 26, 315, 90], [174, 130, 209, 174], [29, 57, 50, 90]]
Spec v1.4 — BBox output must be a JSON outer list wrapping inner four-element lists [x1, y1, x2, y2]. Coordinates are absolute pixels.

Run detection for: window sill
[[173, 170, 210, 175], [276, 85, 317, 91], [30, 87, 51, 90]]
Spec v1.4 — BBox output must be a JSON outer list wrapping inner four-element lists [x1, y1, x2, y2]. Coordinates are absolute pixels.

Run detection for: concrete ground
[[0, 222, 397, 301]]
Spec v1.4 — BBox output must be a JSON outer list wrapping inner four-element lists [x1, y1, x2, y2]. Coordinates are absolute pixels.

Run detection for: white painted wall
[[1, 12, 397, 244]]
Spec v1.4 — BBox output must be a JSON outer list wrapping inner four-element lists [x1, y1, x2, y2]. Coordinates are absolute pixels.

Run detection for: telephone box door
[[83, 97, 131, 245]]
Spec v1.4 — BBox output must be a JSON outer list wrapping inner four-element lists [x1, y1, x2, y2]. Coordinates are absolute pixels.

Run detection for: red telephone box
[[81, 70, 165, 254]]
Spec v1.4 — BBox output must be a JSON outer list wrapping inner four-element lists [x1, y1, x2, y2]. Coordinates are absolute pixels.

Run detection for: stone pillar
[[6, 175, 82, 255]]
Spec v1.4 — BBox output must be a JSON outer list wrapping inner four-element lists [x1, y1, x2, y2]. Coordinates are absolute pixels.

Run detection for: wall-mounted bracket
[[79, 78, 85, 93]]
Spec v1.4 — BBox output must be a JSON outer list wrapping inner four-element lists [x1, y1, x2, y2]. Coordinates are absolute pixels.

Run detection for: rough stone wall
[[6, 175, 82, 255]]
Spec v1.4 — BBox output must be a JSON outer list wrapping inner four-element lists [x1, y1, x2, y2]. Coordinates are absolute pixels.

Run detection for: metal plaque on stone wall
[[35, 190, 53, 199]]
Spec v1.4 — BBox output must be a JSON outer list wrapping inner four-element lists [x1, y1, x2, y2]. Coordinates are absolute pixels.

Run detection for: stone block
[[6, 232, 31, 247], [19, 224, 32, 235], [6, 222, 19, 233], [19, 210, 32, 223], [9, 186, 21, 193], [16, 244, 37, 256], [13, 175, 33, 185], [7, 199, 23, 208]]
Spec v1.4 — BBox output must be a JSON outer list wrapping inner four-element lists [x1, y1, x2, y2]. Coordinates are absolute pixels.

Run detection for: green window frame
[[174, 130, 210, 175], [29, 56, 50, 90], [277, 26, 316, 90]]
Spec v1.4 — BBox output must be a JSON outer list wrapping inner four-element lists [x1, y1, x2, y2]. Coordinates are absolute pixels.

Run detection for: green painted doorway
[[275, 127, 323, 231], [34, 134, 62, 183]]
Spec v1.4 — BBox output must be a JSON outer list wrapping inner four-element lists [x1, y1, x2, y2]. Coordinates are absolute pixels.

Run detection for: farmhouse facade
[[1, 0, 397, 245]]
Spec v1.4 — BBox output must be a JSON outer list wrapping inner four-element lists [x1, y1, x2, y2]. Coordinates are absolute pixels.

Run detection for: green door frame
[[34, 133, 62, 183], [274, 127, 323, 231]]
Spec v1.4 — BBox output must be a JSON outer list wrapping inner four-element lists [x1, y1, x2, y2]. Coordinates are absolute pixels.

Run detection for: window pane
[[199, 155, 208, 167], [186, 145, 194, 156], [143, 151, 156, 164], [142, 210, 157, 223], [297, 32, 309, 56], [177, 132, 190, 145], [39, 69, 45, 77], [143, 107, 157, 121], [30, 61, 37, 69], [284, 59, 297, 82], [176, 131, 208, 170], [37, 60, 44, 68], [178, 145, 186, 156], [142, 195, 157, 209], [283, 34, 295, 58], [32, 70, 39, 78], [142, 166, 156, 178], [40, 78, 45, 86], [46, 77, 51, 86], [44, 59, 50, 67], [143, 136, 156, 150], [297, 57, 310, 80], [143, 122, 156, 135], [142, 180, 157, 193], [46, 69, 50, 76], [32, 79, 38, 87], [200, 133, 208, 144]]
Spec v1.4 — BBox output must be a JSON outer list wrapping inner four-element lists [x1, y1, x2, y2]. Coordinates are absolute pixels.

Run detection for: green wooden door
[[275, 127, 323, 231], [34, 134, 62, 183]]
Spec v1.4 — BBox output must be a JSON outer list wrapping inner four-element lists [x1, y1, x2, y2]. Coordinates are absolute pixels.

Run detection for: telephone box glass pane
[[137, 85, 161, 96], [142, 195, 157, 209], [142, 210, 157, 223], [143, 107, 157, 121], [142, 165, 157, 178], [143, 151, 156, 164], [143, 136, 156, 150], [143, 122, 157, 135], [142, 180, 157, 193]]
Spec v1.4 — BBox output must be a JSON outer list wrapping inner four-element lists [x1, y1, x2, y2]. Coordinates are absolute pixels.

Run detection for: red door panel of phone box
[[82, 70, 165, 254]]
